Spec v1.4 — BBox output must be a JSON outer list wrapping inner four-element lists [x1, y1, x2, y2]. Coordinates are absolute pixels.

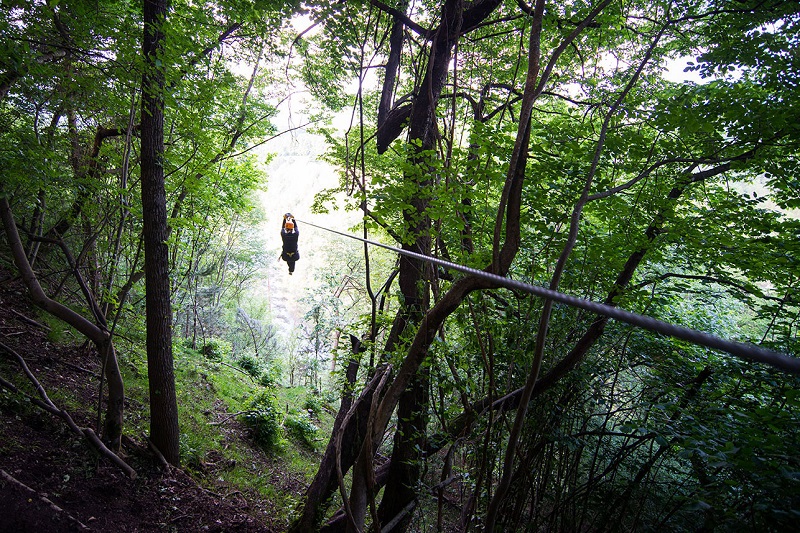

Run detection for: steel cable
[[296, 219, 799, 375]]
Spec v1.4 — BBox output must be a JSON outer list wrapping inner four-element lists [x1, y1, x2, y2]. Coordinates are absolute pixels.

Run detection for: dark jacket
[[281, 221, 299, 261]]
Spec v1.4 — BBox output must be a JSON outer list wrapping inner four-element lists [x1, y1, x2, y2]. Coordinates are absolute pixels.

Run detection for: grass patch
[[112, 337, 338, 524], [2, 328, 338, 527]]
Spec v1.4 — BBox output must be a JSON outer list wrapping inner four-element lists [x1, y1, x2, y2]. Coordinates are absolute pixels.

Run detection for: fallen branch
[[144, 432, 171, 471], [225, 489, 249, 507], [0, 469, 91, 531], [11, 308, 51, 331], [122, 433, 146, 454], [380, 498, 417, 533], [217, 360, 258, 382], [208, 410, 253, 426], [0, 341, 136, 479], [53, 358, 96, 376]]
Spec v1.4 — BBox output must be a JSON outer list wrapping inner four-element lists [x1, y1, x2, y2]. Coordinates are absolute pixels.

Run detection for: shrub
[[321, 388, 338, 405], [237, 354, 262, 378], [303, 395, 323, 418], [258, 360, 282, 388], [0, 388, 28, 416], [179, 433, 204, 471], [284, 411, 318, 448], [258, 372, 274, 388], [241, 391, 280, 450], [201, 337, 231, 362]]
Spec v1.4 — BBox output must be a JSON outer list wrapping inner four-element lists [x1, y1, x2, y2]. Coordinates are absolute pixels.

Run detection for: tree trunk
[[376, 366, 430, 530], [0, 197, 125, 450], [289, 340, 362, 533], [141, 0, 180, 467], [358, 3, 464, 529]]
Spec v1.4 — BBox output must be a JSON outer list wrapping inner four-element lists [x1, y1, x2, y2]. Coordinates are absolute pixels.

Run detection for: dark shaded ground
[[0, 274, 295, 532]]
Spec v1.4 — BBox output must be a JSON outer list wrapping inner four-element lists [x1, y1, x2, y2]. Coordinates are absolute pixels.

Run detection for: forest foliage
[[1, 0, 799, 532]]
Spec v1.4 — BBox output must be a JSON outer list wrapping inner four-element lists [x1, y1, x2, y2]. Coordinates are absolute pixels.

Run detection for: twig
[[33, 354, 97, 376], [217, 360, 257, 382], [143, 432, 170, 471], [54, 358, 96, 376], [208, 410, 253, 426], [201, 486, 224, 499], [0, 469, 91, 531], [10, 308, 51, 331], [225, 490, 249, 507]]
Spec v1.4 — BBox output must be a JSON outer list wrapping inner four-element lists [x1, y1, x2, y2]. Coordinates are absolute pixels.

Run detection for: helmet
[[285, 221, 294, 230]]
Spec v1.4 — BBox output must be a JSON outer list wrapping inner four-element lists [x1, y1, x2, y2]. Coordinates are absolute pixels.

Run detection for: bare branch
[[0, 341, 136, 479], [370, 0, 432, 37], [0, 469, 90, 531]]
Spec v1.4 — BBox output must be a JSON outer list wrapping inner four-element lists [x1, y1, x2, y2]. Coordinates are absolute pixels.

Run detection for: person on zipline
[[280, 213, 299, 274]]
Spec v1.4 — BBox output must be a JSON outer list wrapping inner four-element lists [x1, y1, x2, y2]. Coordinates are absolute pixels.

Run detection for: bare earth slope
[[0, 272, 283, 533]]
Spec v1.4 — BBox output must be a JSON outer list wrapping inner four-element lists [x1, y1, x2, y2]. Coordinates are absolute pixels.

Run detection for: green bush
[[242, 391, 280, 450], [258, 371, 274, 388], [257, 360, 282, 388], [0, 388, 28, 416], [237, 354, 262, 378], [179, 433, 205, 471], [284, 411, 318, 448], [303, 395, 323, 418], [321, 388, 338, 405], [201, 337, 231, 362]]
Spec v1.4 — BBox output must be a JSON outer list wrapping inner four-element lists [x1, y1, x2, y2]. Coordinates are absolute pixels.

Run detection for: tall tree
[[2, 0, 295, 469], [141, 0, 180, 466], [299, 0, 800, 530], [0, 0, 139, 452]]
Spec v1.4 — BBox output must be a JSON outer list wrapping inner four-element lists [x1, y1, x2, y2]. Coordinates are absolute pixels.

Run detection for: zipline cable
[[296, 219, 799, 375]]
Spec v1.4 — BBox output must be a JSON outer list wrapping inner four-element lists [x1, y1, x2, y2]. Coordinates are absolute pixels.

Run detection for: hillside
[[0, 269, 319, 532]]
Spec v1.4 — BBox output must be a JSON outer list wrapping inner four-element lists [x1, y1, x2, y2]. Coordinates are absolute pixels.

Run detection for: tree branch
[[0, 341, 136, 479], [0, 469, 91, 531], [370, 0, 432, 37], [633, 272, 778, 301]]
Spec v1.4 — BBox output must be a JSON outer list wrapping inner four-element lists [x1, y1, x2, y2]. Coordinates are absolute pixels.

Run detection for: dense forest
[[1, 0, 799, 531]]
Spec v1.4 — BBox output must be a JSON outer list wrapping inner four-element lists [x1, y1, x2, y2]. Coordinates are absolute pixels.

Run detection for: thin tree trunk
[[351, 3, 464, 529], [485, 21, 664, 527], [288, 337, 364, 533], [376, 365, 431, 530], [0, 197, 125, 450]]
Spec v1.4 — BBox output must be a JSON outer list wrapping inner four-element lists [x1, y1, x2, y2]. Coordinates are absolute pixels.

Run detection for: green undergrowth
[[117, 338, 336, 521]]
